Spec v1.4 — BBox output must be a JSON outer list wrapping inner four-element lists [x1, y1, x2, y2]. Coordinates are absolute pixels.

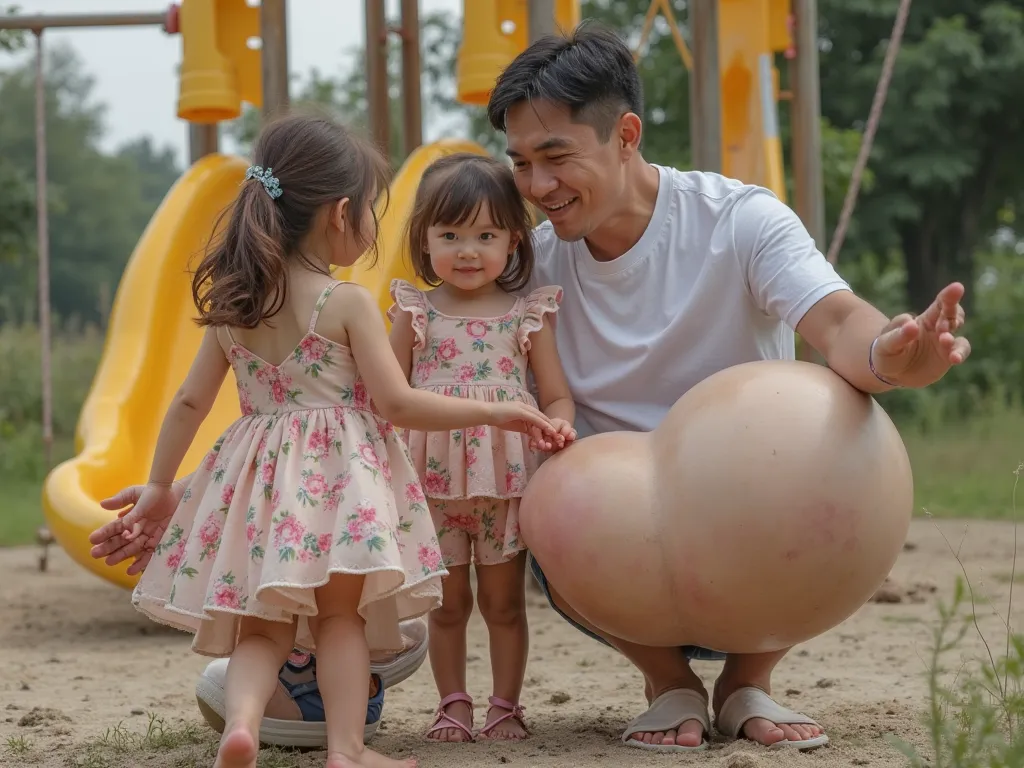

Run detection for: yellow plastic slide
[[42, 138, 489, 591]]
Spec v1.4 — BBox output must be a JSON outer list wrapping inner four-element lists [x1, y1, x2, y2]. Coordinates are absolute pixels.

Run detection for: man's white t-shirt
[[525, 164, 850, 439]]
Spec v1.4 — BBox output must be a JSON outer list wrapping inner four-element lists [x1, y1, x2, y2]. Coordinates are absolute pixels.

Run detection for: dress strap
[[308, 280, 346, 334]]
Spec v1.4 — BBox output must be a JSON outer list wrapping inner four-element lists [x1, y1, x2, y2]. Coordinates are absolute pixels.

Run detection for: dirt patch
[[1, 518, 1020, 767]]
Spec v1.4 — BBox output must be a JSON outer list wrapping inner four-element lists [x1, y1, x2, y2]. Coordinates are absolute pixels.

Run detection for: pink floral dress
[[387, 279, 563, 568], [132, 281, 446, 657]]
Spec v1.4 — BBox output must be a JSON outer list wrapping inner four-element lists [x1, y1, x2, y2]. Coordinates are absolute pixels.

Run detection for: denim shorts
[[527, 552, 728, 662]]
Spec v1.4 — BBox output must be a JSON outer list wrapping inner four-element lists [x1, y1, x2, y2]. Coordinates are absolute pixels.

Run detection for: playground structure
[[0, 0, 842, 589]]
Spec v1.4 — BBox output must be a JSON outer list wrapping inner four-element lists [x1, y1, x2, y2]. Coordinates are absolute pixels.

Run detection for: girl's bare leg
[[313, 574, 417, 768], [215, 616, 297, 768], [425, 565, 474, 742], [476, 552, 529, 740]]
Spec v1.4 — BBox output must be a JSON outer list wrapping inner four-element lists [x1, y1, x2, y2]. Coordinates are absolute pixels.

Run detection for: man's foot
[[477, 697, 529, 741], [712, 680, 828, 749], [195, 619, 427, 748], [621, 688, 709, 752], [425, 693, 474, 742], [325, 748, 416, 768], [214, 725, 258, 768]]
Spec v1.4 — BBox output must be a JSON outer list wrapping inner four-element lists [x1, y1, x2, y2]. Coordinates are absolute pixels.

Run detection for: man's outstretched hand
[[88, 482, 183, 576], [869, 282, 971, 389]]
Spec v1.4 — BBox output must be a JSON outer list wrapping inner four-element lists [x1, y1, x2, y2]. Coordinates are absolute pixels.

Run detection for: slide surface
[[42, 138, 488, 591]]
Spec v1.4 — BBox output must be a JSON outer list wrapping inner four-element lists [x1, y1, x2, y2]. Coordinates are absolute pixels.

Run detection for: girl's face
[[329, 197, 377, 268], [426, 203, 517, 293]]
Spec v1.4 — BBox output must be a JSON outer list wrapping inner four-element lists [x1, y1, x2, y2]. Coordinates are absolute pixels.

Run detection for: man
[[91, 21, 969, 752], [485, 21, 968, 753]]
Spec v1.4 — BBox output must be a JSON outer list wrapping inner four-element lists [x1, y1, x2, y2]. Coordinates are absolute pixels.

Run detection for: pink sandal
[[477, 696, 530, 740], [425, 692, 475, 742]]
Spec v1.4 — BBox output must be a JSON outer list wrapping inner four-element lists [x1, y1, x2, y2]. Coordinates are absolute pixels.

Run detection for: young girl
[[112, 114, 559, 768], [388, 152, 577, 744]]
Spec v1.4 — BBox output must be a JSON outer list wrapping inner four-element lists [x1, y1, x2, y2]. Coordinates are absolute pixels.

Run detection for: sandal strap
[[479, 697, 528, 735], [425, 692, 475, 739]]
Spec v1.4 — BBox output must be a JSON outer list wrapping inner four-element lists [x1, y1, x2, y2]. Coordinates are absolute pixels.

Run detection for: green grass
[[1, 404, 1020, 549], [901, 405, 1024, 520]]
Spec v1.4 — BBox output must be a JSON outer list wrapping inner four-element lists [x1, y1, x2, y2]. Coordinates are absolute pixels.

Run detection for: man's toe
[[742, 717, 787, 746]]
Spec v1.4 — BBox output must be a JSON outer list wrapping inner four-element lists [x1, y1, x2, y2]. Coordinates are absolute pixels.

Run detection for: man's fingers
[[88, 519, 123, 545], [873, 314, 918, 355], [126, 551, 152, 576], [104, 534, 149, 566], [950, 336, 971, 365]]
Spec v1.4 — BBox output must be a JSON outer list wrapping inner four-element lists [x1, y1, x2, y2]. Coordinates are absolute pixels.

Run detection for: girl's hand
[[486, 401, 559, 439], [88, 481, 184, 575], [529, 418, 577, 452]]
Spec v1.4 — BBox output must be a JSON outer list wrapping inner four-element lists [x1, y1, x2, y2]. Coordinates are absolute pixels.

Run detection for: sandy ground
[[1, 518, 1021, 768]]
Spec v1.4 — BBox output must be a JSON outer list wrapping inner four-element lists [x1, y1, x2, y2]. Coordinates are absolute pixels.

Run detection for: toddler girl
[[114, 115, 558, 768], [388, 152, 576, 743]]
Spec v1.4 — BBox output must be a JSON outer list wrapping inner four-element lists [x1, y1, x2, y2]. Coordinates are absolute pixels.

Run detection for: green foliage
[[0, 321, 104, 479], [817, 0, 1024, 309], [0, 43, 181, 326], [892, 465, 1024, 766]]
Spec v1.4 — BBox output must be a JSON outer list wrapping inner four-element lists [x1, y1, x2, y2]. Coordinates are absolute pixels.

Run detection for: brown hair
[[191, 109, 391, 328], [406, 152, 534, 293]]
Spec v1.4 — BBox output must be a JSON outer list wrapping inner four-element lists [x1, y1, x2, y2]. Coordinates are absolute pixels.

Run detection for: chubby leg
[[313, 574, 416, 768], [425, 564, 475, 742], [216, 616, 297, 768], [475, 552, 529, 740]]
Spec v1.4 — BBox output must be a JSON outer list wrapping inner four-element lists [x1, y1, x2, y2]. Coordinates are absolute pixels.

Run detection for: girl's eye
[[480, 233, 494, 241], [441, 232, 456, 241]]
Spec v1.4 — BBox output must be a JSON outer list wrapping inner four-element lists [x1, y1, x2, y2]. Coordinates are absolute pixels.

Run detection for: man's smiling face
[[505, 98, 627, 243]]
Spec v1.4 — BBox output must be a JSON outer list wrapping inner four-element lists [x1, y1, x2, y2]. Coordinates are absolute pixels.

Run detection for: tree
[[0, 42, 181, 325], [817, 0, 1024, 311], [0, 4, 32, 265]]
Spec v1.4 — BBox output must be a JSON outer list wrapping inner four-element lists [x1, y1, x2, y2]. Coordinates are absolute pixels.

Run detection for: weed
[[891, 462, 1024, 766]]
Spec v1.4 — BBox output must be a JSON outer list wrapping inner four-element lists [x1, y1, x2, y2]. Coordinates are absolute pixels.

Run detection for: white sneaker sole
[[194, 623, 430, 747]]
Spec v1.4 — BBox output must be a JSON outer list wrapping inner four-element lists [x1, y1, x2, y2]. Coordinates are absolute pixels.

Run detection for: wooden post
[[365, 0, 390, 153], [188, 123, 219, 163], [689, 0, 721, 172], [33, 30, 53, 475], [791, 0, 825, 252], [399, 0, 422, 156], [528, 0, 555, 41], [261, 0, 290, 120]]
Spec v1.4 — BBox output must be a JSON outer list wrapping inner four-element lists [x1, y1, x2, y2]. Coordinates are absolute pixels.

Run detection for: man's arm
[[794, 291, 894, 394], [735, 187, 968, 394]]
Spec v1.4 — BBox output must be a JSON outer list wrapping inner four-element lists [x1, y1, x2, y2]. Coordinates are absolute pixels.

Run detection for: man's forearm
[[797, 292, 896, 395], [819, 303, 895, 395]]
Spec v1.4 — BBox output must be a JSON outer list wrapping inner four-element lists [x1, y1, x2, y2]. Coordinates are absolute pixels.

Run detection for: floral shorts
[[427, 496, 524, 568]]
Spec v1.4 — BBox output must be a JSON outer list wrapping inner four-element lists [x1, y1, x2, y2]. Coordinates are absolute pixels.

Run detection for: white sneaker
[[194, 617, 429, 747]]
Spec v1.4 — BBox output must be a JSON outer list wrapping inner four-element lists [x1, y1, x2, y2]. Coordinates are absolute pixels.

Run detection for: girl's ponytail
[[192, 175, 291, 328], [190, 109, 391, 329]]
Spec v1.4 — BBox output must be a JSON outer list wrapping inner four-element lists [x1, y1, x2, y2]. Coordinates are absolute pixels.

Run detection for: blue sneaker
[[194, 618, 428, 748]]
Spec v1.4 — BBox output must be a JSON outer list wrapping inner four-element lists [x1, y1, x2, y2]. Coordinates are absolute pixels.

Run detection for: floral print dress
[[131, 281, 447, 658], [387, 278, 563, 565]]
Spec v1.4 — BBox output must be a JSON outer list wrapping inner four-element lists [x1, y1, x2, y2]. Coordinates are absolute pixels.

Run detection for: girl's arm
[[388, 309, 416, 382], [147, 328, 231, 485], [527, 317, 575, 426], [335, 285, 555, 435]]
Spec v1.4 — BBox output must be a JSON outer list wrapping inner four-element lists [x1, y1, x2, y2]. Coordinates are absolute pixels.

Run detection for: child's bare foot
[[214, 725, 258, 768], [477, 698, 529, 741], [325, 748, 417, 768], [425, 693, 474, 743]]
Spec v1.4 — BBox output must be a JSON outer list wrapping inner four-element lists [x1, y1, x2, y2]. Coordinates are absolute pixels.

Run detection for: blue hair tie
[[245, 165, 283, 200]]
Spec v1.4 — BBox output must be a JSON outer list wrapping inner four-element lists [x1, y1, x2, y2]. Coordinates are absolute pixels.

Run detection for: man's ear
[[618, 112, 643, 155]]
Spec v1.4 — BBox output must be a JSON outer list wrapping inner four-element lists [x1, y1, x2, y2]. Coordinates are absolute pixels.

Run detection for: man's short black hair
[[486, 20, 644, 142]]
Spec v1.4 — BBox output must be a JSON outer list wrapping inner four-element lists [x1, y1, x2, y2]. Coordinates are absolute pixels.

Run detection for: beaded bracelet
[[868, 337, 902, 388]]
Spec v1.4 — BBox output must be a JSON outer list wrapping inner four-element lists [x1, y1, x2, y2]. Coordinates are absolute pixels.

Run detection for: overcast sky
[[0, 0, 463, 166]]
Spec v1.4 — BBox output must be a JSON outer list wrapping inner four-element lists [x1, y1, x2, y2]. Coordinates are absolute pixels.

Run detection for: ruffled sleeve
[[517, 285, 564, 354], [387, 279, 429, 351]]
